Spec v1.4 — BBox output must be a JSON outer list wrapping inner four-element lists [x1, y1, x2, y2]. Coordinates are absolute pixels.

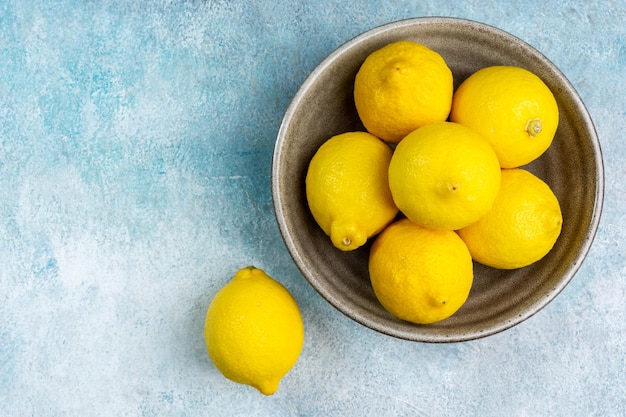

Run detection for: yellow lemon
[[354, 40, 453, 143], [450, 65, 559, 168], [368, 219, 473, 324], [306, 131, 399, 251], [388, 122, 501, 231], [204, 266, 304, 395], [457, 168, 563, 269]]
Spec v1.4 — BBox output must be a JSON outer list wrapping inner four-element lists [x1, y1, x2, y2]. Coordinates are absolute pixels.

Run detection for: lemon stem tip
[[526, 118, 542, 137], [254, 379, 280, 396]]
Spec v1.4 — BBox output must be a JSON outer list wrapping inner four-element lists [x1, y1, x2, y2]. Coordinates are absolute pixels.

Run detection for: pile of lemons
[[306, 40, 563, 325]]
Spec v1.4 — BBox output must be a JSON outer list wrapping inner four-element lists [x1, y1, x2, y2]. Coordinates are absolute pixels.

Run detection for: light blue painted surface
[[0, 1, 624, 415]]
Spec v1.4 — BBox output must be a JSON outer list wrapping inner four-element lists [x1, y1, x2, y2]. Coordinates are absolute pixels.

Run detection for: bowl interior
[[272, 17, 604, 342]]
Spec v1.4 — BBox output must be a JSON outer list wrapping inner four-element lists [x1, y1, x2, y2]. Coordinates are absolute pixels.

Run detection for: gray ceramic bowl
[[272, 17, 604, 342]]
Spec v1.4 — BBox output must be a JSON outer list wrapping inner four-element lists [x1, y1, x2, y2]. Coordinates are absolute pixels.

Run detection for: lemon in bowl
[[271, 17, 604, 342]]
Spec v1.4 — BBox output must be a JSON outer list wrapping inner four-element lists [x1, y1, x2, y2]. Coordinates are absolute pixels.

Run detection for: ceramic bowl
[[271, 17, 604, 342]]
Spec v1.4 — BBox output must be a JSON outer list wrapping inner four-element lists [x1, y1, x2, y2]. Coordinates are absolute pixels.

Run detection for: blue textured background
[[1, 1, 624, 416]]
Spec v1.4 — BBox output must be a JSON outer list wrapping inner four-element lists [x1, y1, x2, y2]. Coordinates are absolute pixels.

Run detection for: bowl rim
[[271, 16, 605, 342]]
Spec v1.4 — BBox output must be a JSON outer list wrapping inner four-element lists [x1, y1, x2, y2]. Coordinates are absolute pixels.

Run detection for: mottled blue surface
[[0, 1, 625, 416]]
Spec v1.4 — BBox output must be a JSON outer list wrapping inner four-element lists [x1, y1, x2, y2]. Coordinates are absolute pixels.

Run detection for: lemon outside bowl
[[271, 17, 604, 342]]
